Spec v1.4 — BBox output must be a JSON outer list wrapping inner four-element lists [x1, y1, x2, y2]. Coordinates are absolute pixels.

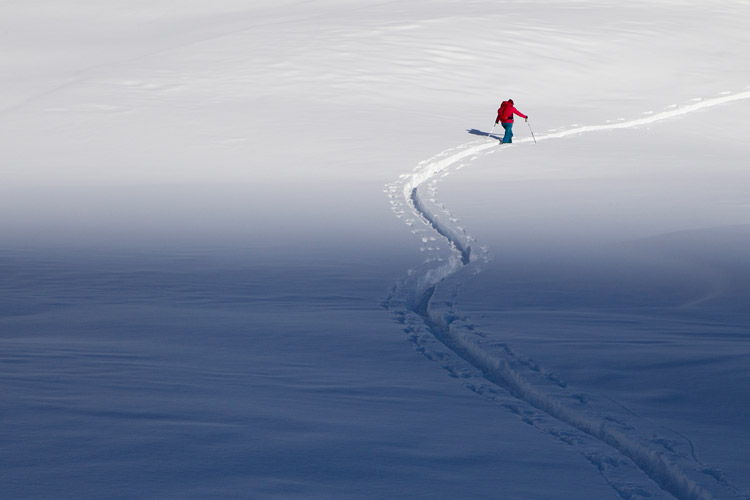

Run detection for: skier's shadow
[[467, 128, 502, 141]]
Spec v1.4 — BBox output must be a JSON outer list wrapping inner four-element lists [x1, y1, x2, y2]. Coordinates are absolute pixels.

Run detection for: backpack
[[498, 100, 514, 122]]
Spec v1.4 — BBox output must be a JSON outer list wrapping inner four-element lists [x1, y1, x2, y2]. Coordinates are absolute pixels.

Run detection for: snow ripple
[[385, 90, 750, 500]]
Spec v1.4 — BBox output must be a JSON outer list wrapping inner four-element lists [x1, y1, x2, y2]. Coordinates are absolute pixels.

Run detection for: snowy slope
[[1, 1, 750, 499], [386, 94, 750, 499]]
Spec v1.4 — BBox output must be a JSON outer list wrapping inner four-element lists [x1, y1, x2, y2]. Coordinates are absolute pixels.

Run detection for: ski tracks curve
[[384, 89, 750, 500]]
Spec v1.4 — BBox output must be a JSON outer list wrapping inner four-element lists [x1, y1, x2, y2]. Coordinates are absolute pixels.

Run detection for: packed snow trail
[[385, 89, 750, 500]]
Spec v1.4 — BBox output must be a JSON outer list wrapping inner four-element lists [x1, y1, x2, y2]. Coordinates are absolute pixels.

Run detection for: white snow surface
[[2, 1, 750, 499]]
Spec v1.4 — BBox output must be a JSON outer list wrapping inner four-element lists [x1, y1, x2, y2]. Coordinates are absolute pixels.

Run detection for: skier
[[495, 99, 528, 144]]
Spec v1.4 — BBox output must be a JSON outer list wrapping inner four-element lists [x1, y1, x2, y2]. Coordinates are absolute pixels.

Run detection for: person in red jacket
[[495, 99, 528, 143]]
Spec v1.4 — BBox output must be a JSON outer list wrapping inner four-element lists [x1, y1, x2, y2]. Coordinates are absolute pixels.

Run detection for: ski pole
[[488, 123, 497, 139], [527, 120, 537, 143]]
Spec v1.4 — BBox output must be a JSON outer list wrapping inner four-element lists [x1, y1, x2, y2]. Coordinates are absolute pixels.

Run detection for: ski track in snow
[[384, 90, 750, 500]]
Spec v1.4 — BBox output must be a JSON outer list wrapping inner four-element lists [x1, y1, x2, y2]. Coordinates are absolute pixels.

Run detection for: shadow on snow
[[467, 128, 503, 141]]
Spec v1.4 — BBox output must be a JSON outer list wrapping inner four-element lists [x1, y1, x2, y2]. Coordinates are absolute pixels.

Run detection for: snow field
[[2, 1, 750, 499]]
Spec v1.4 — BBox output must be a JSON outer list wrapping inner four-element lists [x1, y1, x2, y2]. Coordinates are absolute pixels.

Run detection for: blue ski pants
[[501, 122, 513, 143]]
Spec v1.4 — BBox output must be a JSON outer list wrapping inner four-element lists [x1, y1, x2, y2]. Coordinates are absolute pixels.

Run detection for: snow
[[2, 1, 750, 499]]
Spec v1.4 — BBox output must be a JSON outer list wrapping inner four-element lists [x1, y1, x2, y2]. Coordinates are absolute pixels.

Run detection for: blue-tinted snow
[[1, 247, 617, 500]]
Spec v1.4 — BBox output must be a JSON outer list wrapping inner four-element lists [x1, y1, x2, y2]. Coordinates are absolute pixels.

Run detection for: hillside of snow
[[2, 1, 749, 499]]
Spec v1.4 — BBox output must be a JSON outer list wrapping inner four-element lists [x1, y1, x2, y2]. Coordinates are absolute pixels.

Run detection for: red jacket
[[496, 100, 527, 124]]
